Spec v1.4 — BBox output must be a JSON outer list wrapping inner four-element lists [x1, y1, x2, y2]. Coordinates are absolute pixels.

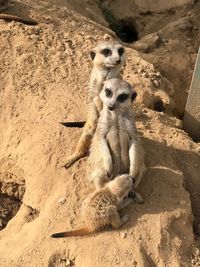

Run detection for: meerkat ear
[[90, 51, 96, 60], [131, 91, 137, 102]]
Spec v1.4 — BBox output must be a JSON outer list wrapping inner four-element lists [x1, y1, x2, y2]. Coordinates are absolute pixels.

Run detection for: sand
[[0, 0, 200, 266]]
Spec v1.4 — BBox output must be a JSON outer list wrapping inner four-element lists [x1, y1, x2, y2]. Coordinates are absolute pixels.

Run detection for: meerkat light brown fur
[[51, 174, 133, 238], [64, 41, 126, 168], [88, 78, 146, 190]]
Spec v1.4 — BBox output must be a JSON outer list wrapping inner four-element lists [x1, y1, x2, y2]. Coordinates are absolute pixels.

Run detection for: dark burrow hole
[[116, 18, 138, 43], [153, 98, 165, 112], [99, 4, 139, 43], [0, 179, 25, 230], [111, 18, 139, 43]]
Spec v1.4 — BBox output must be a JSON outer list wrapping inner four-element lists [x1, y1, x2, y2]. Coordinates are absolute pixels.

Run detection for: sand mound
[[0, 0, 200, 266]]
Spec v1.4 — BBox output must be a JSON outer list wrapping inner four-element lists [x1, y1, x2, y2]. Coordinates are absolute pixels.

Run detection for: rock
[[135, 0, 194, 13], [65, 259, 71, 266], [133, 33, 162, 53], [120, 232, 127, 238], [58, 197, 66, 205]]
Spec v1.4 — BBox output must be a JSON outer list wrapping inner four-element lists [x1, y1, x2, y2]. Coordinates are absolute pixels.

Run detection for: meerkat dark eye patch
[[131, 91, 137, 102], [105, 88, 113, 97], [101, 48, 112, 57], [118, 47, 125, 56], [117, 93, 129, 102], [90, 51, 96, 60]]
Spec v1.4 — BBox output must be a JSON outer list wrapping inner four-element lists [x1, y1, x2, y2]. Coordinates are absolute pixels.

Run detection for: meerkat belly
[[107, 128, 130, 176]]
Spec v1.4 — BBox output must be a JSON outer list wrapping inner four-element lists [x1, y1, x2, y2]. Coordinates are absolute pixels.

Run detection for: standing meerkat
[[0, 0, 37, 25], [88, 78, 146, 190], [64, 41, 126, 168], [51, 174, 133, 238]]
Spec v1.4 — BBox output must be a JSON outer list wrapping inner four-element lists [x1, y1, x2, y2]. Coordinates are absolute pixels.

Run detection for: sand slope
[[0, 0, 200, 266]]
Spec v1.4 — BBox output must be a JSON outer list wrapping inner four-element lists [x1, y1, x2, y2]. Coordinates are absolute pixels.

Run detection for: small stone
[[116, 257, 119, 264], [59, 197, 66, 205], [120, 232, 127, 238], [194, 163, 198, 168], [155, 72, 160, 77], [65, 259, 71, 266], [63, 33, 69, 39], [152, 79, 161, 88], [103, 33, 111, 40]]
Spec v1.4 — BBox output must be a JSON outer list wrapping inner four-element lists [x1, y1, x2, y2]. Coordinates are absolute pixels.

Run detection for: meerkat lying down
[[88, 78, 146, 190], [51, 174, 134, 238], [64, 41, 126, 168]]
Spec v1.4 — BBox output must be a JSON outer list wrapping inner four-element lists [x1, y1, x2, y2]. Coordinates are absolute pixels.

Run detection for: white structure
[[183, 47, 200, 142]]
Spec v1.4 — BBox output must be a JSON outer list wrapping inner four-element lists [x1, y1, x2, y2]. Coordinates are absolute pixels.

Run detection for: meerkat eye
[[105, 88, 113, 97], [117, 93, 129, 102], [101, 48, 112, 57], [118, 47, 124, 56]]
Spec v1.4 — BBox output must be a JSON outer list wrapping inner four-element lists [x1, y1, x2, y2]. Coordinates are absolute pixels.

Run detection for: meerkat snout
[[108, 104, 115, 111], [115, 59, 121, 65]]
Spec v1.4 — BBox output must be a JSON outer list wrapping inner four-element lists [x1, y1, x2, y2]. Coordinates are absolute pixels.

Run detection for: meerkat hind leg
[[64, 118, 96, 168], [111, 214, 130, 229]]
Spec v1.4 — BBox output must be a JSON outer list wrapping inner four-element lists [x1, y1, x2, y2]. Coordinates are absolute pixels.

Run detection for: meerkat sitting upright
[[51, 174, 133, 238], [88, 78, 146, 191], [64, 41, 126, 168]]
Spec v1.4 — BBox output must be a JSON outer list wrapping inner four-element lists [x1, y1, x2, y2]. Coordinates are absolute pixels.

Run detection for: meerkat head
[[90, 41, 125, 68], [107, 174, 133, 199], [100, 78, 137, 112]]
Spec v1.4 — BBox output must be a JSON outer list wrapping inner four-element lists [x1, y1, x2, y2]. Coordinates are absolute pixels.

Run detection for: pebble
[[59, 197, 66, 205], [103, 33, 111, 40], [133, 260, 138, 266], [65, 259, 71, 266], [120, 232, 127, 239], [152, 79, 160, 88]]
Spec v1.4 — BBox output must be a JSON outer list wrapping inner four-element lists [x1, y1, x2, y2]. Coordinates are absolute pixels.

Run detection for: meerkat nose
[[116, 59, 121, 64], [108, 105, 115, 111]]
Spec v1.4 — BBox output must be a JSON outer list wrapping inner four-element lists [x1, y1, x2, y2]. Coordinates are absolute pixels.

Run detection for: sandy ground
[[0, 0, 200, 266]]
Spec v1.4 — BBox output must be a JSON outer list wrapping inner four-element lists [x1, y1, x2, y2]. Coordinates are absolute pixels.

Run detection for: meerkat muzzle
[[115, 59, 121, 65], [108, 105, 115, 111]]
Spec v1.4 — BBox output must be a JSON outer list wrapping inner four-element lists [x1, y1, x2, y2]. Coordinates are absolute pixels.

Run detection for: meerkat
[[51, 174, 134, 238], [64, 41, 126, 168], [88, 78, 146, 190], [0, 0, 37, 25]]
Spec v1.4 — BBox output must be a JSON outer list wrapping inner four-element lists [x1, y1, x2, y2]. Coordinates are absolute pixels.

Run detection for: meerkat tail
[[51, 227, 91, 238], [0, 14, 38, 25], [60, 121, 86, 128]]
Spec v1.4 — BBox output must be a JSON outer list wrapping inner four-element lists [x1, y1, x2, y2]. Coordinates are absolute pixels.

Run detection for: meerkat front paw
[[121, 214, 130, 224], [103, 157, 113, 177], [129, 190, 144, 204]]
